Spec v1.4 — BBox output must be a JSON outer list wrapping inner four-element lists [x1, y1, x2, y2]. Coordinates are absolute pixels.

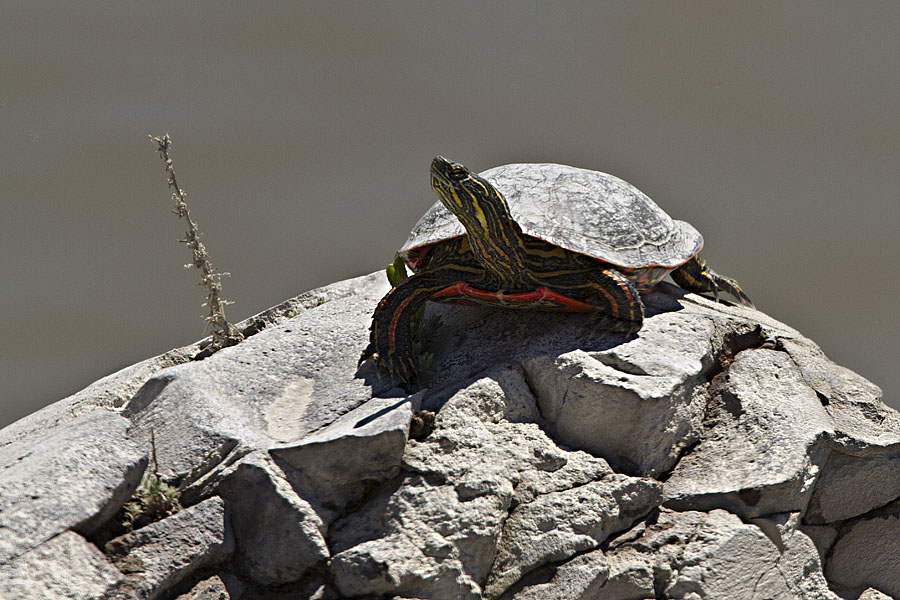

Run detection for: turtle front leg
[[362, 266, 478, 385], [671, 255, 754, 307]]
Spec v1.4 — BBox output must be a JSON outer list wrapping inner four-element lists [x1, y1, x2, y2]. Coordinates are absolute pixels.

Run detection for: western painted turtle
[[364, 157, 752, 383]]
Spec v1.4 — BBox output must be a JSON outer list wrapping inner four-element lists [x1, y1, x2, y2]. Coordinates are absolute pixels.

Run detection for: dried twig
[[149, 134, 244, 352]]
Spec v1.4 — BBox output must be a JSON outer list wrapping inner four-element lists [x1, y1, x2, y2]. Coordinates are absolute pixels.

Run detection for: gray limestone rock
[[600, 509, 839, 600], [123, 272, 392, 482], [0, 531, 124, 600], [330, 474, 493, 600], [0, 409, 146, 565], [331, 371, 656, 600], [485, 475, 661, 599], [0, 347, 198, 454], [175, 575, 231, 600], [783, 338, 900, 525], [508, 508, 838, 600], [857, 589, 895, 600], [3, 269, 899, 599], [663, 348, 834, 518], [508, 550, 610, 600], [271, 392, 416, 509], [826, 506, 900, 599], [214, 452, 328, 586], [523, 309, 719, 477], [105, 495, 233, 600], [806, 447, 900, 524]]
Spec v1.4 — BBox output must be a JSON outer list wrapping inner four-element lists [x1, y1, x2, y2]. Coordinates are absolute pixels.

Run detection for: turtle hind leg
[[672, 255, 754, 308], [590, 268, 645, 336], [545, 267, 645, 336]]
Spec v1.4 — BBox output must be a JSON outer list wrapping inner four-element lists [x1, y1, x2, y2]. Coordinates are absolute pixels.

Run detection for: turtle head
[[430, 156, 512, 232], [429, 156, 527, 283]]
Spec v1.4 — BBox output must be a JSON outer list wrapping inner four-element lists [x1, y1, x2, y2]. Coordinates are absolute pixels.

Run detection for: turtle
[[363, 156, 752, 383]]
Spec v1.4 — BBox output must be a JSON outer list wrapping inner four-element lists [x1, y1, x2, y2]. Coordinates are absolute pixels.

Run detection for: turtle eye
[[448, 164, 468, 181]]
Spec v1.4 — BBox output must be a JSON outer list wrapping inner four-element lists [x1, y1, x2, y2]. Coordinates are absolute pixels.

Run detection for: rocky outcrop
[[1, 270, 898, 599]]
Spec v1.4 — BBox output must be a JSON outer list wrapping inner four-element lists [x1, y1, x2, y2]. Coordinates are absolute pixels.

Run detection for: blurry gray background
[[2, 2, 898, 429]]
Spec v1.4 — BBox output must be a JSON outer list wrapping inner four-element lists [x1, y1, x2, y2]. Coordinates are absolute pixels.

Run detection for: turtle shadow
[[354, 281, 693, 400], [427, 283, 688, 394]]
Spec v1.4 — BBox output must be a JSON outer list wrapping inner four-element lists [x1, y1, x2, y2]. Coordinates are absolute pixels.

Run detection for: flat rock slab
[[214, 452, 328, 586], [106, 495, 233, 600], [0, 270, 385, 456], [0, 347, 198, 454], [0, 531, 124, 600], [663, 348, 834, 518], [0, 409, 146, 565], [272, 392, 414, 508], [124, 272, 392, 480]]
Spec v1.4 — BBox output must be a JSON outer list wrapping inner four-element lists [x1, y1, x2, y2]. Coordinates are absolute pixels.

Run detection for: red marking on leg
[[387, 293, 420, 352], [613, 270, 639, 320], [431, 282, 601, 311], [431, 281, 468, 300], [594, 283, 619, 318]]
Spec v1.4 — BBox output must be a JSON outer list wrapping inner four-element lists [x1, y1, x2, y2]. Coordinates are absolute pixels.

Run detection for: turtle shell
[[401, 163, 703, 272]]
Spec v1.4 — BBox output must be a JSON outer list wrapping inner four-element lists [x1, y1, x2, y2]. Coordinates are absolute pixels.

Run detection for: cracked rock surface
[[1, 271, 898, 599]]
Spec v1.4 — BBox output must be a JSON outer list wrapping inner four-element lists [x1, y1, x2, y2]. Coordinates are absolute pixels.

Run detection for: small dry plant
[[122, 431, 181, 530], [149, 134, 243, 352]]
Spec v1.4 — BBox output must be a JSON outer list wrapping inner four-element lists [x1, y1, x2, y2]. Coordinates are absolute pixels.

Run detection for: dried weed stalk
[[149, 134, 244, 352]]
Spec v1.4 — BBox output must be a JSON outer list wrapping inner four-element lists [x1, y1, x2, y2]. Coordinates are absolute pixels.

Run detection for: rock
[[663, 348, 833, 519], [175, 575, 229, 600], [123, 272, 391, 482], [508, 508, 838, 600], [507, 550, 610, 600], [330, 370, 655, 600], [604, 509, 838, 600], [105, 495, 233, 600], [213, 452, 329, 586], [806, 447, 900, 524], [330, 473, 502, 599], [0, 347, 198, 454], [3, 269, 900, 599], [0, 409, 146, 565], [271, 391, 416, 509], [0, 531, 124, 600], [826, 504, 900, 599], [175, 574, 245, 600], [857, 589, 895, 600], [0, 271, 376, 456], [523, 309, 718, 476], [484, 475, 660, 598], [783, 339, 900, 524], [798, 523, 838, 564]]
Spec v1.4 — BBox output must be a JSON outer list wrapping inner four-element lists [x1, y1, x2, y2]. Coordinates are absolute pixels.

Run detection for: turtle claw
[[358, 345, 376, 367], [360, 345, 417, 386], [713, 275, 754, 308], [385, 352, 418, 387], [673, 257, 754, 309]]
